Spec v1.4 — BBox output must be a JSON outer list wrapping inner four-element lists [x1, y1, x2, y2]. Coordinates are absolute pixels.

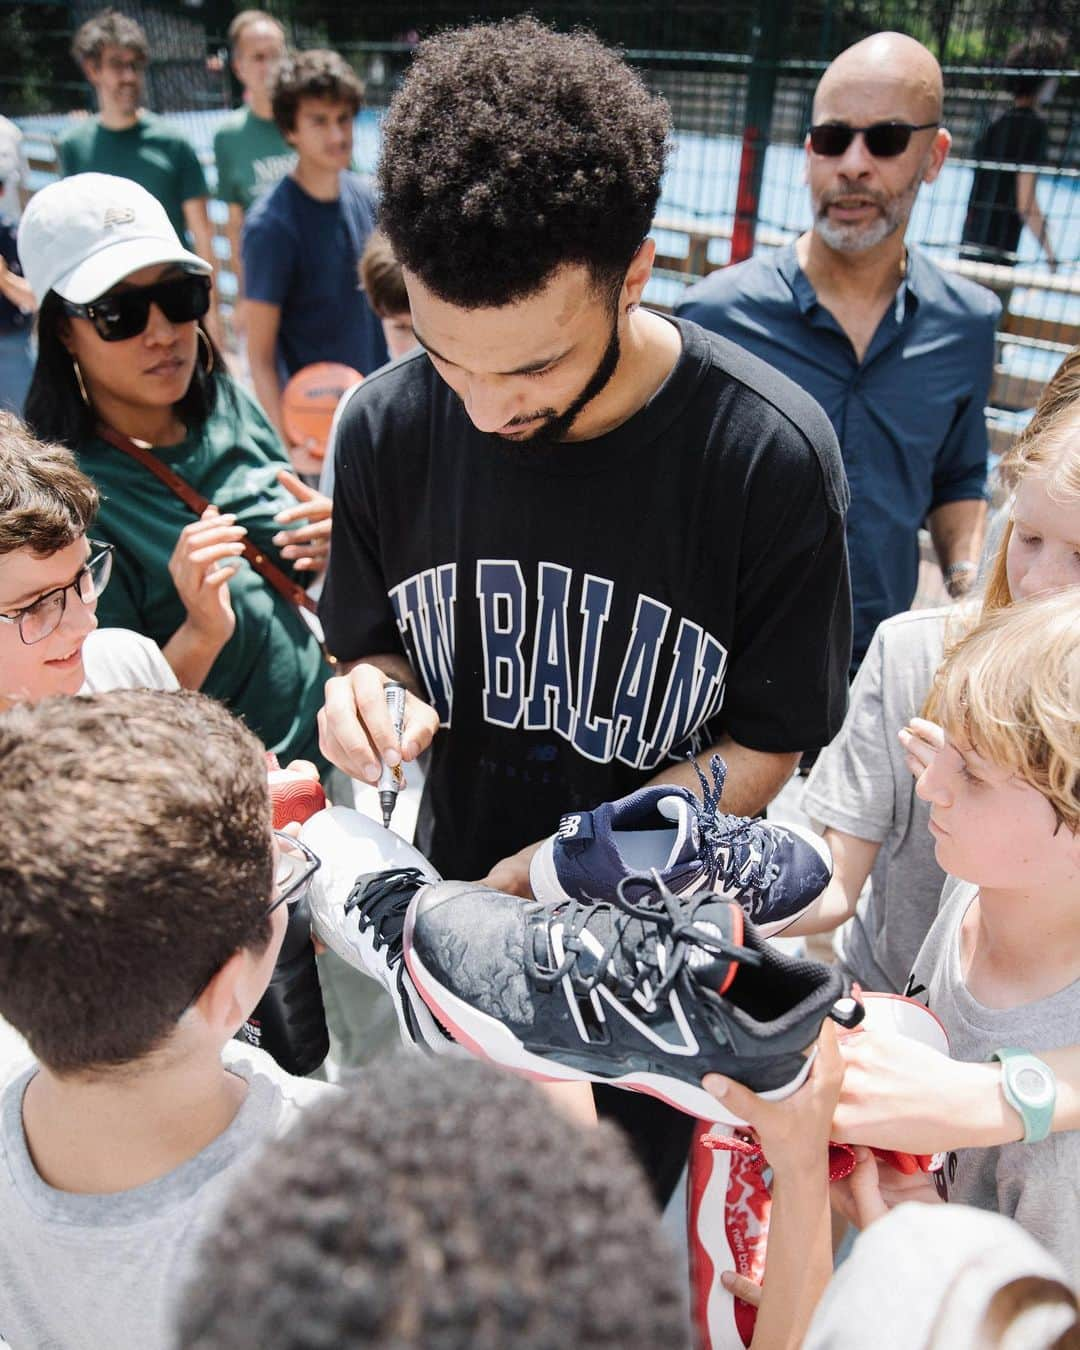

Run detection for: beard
[[486, 316, 622, 449], [814, 159, 927, 254]]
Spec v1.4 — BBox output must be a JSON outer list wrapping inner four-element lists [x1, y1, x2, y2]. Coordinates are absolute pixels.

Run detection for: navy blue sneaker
[[403, 871, 862, 1123], [530, 756, 831, 937]]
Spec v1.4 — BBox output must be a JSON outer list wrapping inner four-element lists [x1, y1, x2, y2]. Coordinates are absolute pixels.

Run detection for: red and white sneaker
[[688, 1124, 771, 1350]]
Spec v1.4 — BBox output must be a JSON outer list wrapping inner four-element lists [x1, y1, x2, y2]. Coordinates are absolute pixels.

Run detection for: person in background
[[58, 8, 222, 343], [243, 48, 387, 444], [961, 31, 1066, 272], [678, 32, 998, 672], [212, 10, 293, 336], [318, 229, 416, 502], [0, 120, 33, 414]]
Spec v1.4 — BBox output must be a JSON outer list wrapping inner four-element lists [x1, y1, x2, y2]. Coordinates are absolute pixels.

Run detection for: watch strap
[[991, 1047, 1056, 1144]]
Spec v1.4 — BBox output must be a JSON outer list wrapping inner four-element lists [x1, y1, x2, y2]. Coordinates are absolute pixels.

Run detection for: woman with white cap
[[18, 172, 333, 768]]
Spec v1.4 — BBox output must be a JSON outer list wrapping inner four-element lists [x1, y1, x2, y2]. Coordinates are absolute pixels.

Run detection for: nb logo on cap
[[103, 206, 136, 227]]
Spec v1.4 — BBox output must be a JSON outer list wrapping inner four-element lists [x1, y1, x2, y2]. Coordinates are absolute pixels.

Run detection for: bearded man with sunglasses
[[679, 31, 1000, 671]]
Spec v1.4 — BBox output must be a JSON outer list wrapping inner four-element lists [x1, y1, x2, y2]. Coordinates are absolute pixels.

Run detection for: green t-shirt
[[212, 107, 294, 212], [77, 380, 330, 765], [57, 113, 208, 244]]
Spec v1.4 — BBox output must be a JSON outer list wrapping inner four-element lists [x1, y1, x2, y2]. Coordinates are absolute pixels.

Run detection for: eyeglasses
[[809, 121, 938, 158], [62, 273, 211, 343], [269, 831, 321, 916], [175, 831, 322, 1022], [0, 542, 113, 645]]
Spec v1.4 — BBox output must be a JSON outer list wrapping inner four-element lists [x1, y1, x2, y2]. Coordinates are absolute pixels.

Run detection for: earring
[[72, 359, 91, 407], [196, 325, 215, 376]]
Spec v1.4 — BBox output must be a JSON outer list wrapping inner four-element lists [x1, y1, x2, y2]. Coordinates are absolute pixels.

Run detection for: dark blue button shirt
[[243, 172, 388, 378], [676, 244, 999, 665]]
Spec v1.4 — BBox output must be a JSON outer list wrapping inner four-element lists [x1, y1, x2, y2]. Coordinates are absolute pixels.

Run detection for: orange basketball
[[281, 362, 364, 464]]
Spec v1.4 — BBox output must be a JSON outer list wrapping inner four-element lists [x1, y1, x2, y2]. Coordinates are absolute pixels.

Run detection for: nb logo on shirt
[[103, 206, 136, 228]]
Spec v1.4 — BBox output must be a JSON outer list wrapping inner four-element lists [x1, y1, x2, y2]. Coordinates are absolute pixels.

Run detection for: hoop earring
[[72, 359, 91, 407], [196, 325, 215, 376]]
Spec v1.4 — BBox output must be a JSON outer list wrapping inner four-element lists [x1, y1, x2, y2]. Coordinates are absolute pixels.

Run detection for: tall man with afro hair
[[318, 18, 852, 1198]]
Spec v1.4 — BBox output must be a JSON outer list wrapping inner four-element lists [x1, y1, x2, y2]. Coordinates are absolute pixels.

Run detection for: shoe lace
[[344, 866, 428, 965], [692, 754, 781, 895], [528, 870, 762, 1014]]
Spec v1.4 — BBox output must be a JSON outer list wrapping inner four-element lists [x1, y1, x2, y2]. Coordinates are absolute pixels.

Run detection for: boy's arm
[[245, 299, 286, 439], [181, 196, 223, 345], [780, 828, 880, 937], [704, 1022, 844, 1350], [833, 1031, 1080, 1154], [224, 204, 246, 327]]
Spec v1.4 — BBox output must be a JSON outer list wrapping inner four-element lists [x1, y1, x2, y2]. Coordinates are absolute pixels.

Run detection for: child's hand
[[897, 716, 944, 781], [703, 1019, 844, 1177], [830, 1147, 943, 1230], [832, 1026, 988, 1155]]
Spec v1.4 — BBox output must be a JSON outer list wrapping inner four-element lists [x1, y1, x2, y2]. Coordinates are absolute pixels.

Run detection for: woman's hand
[[168, 506, 242, 644], [272, 468, 332, 574]]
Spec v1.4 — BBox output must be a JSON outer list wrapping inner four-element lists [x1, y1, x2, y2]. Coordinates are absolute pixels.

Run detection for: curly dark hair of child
[[377, 17, 672, 309], [176, 1056, 689, 1350]]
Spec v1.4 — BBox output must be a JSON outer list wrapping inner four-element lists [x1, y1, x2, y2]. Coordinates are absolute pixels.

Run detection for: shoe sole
[[530, 831, 830, 942], [403, 899, 814, 1124]]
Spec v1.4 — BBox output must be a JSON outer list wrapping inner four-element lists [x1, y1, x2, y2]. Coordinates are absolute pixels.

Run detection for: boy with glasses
[[0, 413, 178, 707], [679, 31, 999, 672], [0, 688, 335, 1349]]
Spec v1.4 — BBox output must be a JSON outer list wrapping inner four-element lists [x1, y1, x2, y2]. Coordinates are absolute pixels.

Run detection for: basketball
[[281, 362, 364, 471]]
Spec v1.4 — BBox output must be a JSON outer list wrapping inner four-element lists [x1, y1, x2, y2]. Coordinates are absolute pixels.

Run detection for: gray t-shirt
[[802, 607, 951, 991], [908, 878, 1080, 1282], [0, 1042, 335, 1350], [80, 628, 178, 693]]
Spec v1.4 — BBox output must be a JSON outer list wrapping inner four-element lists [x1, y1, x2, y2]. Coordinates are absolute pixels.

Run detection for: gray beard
[[815, 210, 898, 253]]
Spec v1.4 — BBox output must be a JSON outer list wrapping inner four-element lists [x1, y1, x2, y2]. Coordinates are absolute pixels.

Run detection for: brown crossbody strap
[[97, 424, 318, 615]]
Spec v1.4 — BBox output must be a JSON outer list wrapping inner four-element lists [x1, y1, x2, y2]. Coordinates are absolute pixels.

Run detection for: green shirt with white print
[[76, 378, 330, 767]]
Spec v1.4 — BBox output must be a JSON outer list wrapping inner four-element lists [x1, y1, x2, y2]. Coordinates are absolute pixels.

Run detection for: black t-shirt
[[962, 107, 1049, 262], [321, 317, 852, 879]]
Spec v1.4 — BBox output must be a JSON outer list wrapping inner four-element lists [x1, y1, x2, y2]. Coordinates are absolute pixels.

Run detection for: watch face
[[1015, 1064, 1055, 1106]]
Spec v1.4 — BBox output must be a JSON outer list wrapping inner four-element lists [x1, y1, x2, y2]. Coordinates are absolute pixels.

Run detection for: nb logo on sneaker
[[557, 814, 583, 840]]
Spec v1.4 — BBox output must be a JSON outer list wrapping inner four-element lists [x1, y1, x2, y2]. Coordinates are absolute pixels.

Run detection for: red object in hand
[[266, 752, 327, 828]]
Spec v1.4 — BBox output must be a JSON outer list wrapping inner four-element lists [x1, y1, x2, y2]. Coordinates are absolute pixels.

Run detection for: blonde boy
[[904, 589, 1080, 1277]]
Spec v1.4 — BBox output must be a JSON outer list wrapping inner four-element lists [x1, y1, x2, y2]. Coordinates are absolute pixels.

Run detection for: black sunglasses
[[62, 272, 211, 342], [809, 121, 938, 159]]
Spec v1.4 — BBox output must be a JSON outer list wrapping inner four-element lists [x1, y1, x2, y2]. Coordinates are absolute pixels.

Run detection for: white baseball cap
[[17, 172, 211, 306]]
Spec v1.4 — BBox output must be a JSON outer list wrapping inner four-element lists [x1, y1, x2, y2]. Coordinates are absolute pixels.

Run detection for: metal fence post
[[730, 0, 781, 264]]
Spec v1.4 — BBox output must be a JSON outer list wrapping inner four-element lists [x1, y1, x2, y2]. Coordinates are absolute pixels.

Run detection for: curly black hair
[[272, 48, 365, 135], [177, 1057, 688, 1349], [377, 18, 672, 308]]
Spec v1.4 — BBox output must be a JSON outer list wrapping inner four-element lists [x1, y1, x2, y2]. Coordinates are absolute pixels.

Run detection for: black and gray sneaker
[[300, 807, 458, 1055], [403, 872, 862, 1122]]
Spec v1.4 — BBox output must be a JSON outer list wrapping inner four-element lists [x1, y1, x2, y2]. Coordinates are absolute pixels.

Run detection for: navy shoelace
[[692, 754, 782, 895]]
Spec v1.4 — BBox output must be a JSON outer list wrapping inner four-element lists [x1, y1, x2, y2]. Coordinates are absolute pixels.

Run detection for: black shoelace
[[344, 866, 428, 966], [527, 871, 762, 1015]]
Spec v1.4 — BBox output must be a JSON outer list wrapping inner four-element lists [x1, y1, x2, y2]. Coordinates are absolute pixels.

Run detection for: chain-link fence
[[3, 0, 1078, 432]]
